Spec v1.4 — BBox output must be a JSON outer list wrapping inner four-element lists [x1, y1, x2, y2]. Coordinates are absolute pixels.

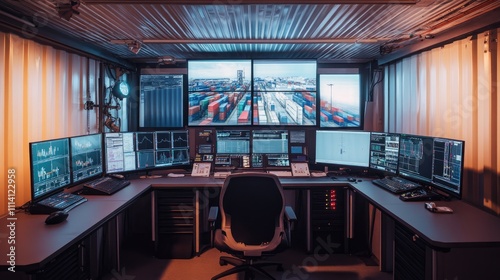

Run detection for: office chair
[[209, 173, 296, 280]]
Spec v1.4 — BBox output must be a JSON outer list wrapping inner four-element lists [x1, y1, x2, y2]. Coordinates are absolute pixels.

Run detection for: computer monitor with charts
[[398, 134, 434, 183], [252, 130, 290, 168], [29, 137, 72, 201], [70, 133, 104, 184], [104, 132, 137, 174], [215, 130, 251, 169], [369, 132, 400, 174], [431, 137, 465, 199]]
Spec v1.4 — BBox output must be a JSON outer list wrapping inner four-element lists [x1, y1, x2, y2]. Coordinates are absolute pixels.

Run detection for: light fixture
[[157, 56, 177, 65], [127, 40, 141, 54], [57, 0, 81, 21], [112, 80, 130, 100]]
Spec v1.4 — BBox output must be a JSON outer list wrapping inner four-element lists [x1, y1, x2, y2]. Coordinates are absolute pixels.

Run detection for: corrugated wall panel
[[386, 29, 500, 215]]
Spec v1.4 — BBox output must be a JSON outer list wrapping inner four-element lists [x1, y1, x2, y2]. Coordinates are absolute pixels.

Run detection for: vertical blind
[[0, 33, 99, 216], [385, 29, 499, 214]]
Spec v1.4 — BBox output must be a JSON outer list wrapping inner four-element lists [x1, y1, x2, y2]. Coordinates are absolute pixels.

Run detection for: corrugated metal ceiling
[[1, 0, 499, 64]]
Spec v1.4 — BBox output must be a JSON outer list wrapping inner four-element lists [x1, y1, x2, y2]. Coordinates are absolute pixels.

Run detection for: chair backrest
[[219, 173, 285, 256]]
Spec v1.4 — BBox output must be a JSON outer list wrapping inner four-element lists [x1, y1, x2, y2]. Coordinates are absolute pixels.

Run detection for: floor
[[102, 237, 393, 280]]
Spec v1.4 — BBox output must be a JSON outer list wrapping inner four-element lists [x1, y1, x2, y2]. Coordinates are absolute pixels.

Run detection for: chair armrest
[[284, 206, 297, 222], [208, 206, 219, 223]]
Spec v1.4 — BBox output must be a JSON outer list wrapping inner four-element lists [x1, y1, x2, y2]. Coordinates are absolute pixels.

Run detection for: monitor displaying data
[[104, 132, 137, 173], [369, 132, 400, 174], [29, 138, 72, 201], [431, 138, 465, 198], [215, 130, 251, 169], [139, 74, 184, 128], [398, 134, 434, 183], [315, 130, 370, 167], [172, 130, 189, 148], [252, 130, 290, 167], [70, 134, 103, 184], [216, 130, 250, 154]]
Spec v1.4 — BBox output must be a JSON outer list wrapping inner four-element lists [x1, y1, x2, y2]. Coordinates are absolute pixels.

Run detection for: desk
[[1, 176, 499, 280]]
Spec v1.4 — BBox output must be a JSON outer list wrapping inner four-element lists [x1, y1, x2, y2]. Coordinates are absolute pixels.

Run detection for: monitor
[[171, 130, 190, 165], [70, 134, 104, 184], [369, 132, 400, 174], [215, 130, 251, 169], [252, 130, 290, 168], [29, 137, 72, 201], [315, 130, 370, 167], [188, 60, 252, 126], [253, 60, 317, 126], [139, 74, 184, 128], [398, 134, 434, 183], [216, 130, 250, 154], [155, 131, 173, 167], [104, 132, 137, 173], [319, 73, 361, 128], [431, 137, 465, 199]]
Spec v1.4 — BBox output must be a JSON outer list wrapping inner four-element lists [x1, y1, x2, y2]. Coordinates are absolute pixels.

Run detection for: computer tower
[[309, 187, 347, 254]]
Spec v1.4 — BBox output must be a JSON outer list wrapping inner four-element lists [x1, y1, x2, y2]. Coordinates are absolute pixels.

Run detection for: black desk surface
[[1, 176, 500, 271]]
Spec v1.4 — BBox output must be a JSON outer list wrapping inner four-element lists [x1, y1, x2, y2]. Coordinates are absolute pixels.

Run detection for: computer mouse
[[45, 211, 69, 225]]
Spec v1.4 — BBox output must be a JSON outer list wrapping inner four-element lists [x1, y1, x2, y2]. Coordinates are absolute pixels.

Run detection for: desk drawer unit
[[155, 189, 195, 259], [394, 222, 430, 280]]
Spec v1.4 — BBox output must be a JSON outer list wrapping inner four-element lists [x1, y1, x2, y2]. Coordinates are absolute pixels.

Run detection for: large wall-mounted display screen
[[253, 60, 317, 126], [188, 60, 252, 126], [139, 74, 184, 128], [319, 73, 361, 128]]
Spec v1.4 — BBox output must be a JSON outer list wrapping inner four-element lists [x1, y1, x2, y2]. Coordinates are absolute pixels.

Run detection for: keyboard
[[82, 176, 131, 195], [267, 170, 293, 177], [30, 192, 87, 214], [214, 172, 231, 178], [372, 176, 421, 194]]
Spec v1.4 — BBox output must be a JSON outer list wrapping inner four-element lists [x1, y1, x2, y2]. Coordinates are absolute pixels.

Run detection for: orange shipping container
[[189, 105, 200, 115]]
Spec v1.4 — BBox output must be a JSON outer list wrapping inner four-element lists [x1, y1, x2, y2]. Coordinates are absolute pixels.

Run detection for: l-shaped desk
[[1, 176, 500, 279]]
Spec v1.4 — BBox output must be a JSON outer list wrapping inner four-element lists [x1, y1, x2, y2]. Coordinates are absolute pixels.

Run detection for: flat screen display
[[315, 130, 370, 167], [369, 132, 400, 174], [253, 60, 317, 126], [188, 60, 252, 126], [431, 138, 464, 198], [70, 134, 103, 184], [398, 134, 434, 183], [104, 132, 137, 173], [319, 74, 361, 128], [139, 74, 184, 128], [29, 138, 72, 201]]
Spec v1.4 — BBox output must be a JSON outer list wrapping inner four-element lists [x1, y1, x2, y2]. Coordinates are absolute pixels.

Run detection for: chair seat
[[214, 229, 288, 258]]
